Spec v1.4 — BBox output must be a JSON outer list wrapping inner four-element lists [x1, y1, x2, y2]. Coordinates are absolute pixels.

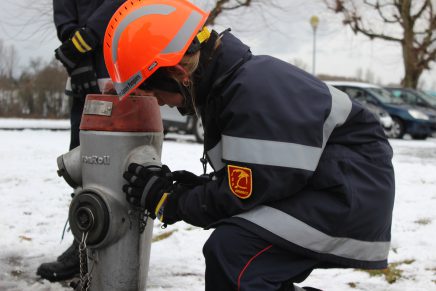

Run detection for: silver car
[[160, 105, 204, 143]]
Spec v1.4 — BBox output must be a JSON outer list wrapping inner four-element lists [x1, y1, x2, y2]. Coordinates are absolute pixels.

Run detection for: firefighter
[[36, 0, 125, 282], [104, 0, 395, 290]]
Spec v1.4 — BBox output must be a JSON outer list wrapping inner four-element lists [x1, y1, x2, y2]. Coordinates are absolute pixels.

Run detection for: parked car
[[385, 87, 436, 134], [362, 102, 393, 136], [324, 81, 392, 136], [426, 91, 436, 98], [326, 81, 433, 139], [385, 87, 436, 110], [160, 105, 204, 143]]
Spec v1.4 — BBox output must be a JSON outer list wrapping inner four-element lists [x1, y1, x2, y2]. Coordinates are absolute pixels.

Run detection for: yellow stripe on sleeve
[[74, 31, 92, 52], [72, 35, 87, 53]]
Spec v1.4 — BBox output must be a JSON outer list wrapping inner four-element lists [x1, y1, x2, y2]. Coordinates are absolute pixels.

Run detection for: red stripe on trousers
[[237, 244, 273, 291]]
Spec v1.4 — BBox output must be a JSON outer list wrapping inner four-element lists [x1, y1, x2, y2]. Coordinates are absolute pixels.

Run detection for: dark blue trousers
[[69, 95, 86, 150], [203, 223, 320, 291]]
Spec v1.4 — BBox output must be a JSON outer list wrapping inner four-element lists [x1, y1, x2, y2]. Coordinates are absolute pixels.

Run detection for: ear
[[173, 64, 190, 82]]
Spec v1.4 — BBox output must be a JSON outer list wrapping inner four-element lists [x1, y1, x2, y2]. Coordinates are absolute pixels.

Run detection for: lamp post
[[310, 15, 319, 76]]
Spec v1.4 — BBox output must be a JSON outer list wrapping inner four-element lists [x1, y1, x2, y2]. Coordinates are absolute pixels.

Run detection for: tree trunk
[[400, 1, 422, 89], [401, 40, 423, 88]]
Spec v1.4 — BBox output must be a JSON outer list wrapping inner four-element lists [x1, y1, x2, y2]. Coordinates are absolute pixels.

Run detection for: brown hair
[[177, 36, 222, 79], [166, 36, 221, 114]]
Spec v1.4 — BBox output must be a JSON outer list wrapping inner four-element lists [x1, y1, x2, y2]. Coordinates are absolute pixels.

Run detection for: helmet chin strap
[[176, 81, 196, 116]]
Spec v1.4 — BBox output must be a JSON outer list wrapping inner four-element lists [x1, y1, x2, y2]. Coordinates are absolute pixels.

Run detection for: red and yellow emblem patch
[[227, 165, 252, 199]]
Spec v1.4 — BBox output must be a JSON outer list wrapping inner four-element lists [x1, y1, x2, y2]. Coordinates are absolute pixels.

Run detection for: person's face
[[143, 65, 188, 107], [152, 89, 184, 107], [104, 82, 184, 107]]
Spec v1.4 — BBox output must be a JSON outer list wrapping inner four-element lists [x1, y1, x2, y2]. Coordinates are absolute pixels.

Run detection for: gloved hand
[[55, 27, 98, 73], [122, 163, 180, 224], [70, 56, 100, 98], [172, 170, 210, 188]]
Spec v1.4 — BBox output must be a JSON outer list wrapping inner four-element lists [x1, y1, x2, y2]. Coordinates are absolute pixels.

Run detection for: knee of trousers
[[203, 225, 240, 261]]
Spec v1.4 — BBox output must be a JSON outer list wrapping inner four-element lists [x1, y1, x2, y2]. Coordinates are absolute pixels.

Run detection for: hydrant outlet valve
[[69, 192, 110, 245]]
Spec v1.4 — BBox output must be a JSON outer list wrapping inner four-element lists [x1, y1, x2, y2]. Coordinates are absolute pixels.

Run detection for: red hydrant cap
[[80, 94, 163, 132]]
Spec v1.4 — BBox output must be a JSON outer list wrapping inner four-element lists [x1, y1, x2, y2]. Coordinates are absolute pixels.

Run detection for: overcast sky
[[0, 0, 435, 90]]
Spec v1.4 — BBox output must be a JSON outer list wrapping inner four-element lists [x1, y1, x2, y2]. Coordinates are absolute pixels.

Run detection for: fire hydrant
[[57, 94, 163, 290]]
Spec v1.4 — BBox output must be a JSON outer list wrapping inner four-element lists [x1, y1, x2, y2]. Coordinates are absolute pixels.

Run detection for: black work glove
[[55, 27, 98, 73], [70, 56, 100, 98], [172, 170, 210, 188], [122, 163, 181, 225]]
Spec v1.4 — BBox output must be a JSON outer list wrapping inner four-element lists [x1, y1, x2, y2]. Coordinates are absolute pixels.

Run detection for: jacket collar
[[194, 30, 251, 106]]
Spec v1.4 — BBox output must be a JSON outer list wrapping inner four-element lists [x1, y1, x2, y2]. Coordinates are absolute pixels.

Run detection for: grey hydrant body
[[57, 95, 163, 290]]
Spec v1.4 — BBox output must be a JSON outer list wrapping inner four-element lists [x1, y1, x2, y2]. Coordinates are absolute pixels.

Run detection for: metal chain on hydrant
[[139, 210, 149, 233], [79, 232, 91, 291]]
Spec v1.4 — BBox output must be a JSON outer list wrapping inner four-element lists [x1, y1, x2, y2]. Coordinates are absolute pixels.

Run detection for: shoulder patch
[[227, 165, 252, 199]]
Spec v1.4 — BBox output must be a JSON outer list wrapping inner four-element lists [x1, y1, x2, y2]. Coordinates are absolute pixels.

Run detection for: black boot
[[293, 286, 323, 291], [36, 240, 80, 282]]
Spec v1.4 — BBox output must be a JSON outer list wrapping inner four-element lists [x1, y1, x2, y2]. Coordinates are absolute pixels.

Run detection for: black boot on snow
[[36, 240, 80, 282], [293, 286, 324, 291]]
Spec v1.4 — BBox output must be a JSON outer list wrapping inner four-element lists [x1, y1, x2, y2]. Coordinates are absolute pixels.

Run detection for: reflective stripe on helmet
[[111, 5, 176, 63], [104, 0, 209, 99], [114, 71, 144, 97], [162, 10, 203, 54]]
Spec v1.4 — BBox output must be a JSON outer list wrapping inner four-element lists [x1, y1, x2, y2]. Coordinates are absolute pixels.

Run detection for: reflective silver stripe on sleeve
[[207, 140, 225, 171], [111, 5, 176, 63], [222, 135, 322, 171], [323, 84, 352, 147], [235, 206, 390, 261], [162, 11, 203, 54], [221, 84, 352, 171]]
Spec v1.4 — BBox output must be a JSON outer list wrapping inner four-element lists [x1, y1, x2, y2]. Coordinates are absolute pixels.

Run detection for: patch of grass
[[152, 229, 177, 242], [173, 272, 201, 277], [347, 282, 357, 288], [414, 218, 432, 225], [7, 256, 22, 267], [18, 235, 32, 241], [426, 267, 436, 284], [361, 259, 415, 284], [10, 269, 23, 278]]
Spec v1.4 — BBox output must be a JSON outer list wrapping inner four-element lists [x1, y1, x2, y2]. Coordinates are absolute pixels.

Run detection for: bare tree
[[14, 0, 277, 40], [202, 0, 255, 25], [0, 40, 19, 79], [1, 0, 54, 42], [323, 0, 435, 88]]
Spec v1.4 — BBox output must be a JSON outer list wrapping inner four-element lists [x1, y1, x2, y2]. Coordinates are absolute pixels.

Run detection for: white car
[[160, 105, 204, 143]]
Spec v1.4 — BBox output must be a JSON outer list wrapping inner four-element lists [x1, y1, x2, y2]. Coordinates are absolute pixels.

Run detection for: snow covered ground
[[0, 120, 435, 290]]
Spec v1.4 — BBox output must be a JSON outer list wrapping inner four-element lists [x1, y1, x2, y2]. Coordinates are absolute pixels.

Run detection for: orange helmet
[[103, 0, 209, 99]]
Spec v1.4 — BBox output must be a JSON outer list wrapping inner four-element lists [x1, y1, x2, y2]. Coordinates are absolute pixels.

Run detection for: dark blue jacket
[[176, 31, 395, 269], [53, 0, 124, 78]]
